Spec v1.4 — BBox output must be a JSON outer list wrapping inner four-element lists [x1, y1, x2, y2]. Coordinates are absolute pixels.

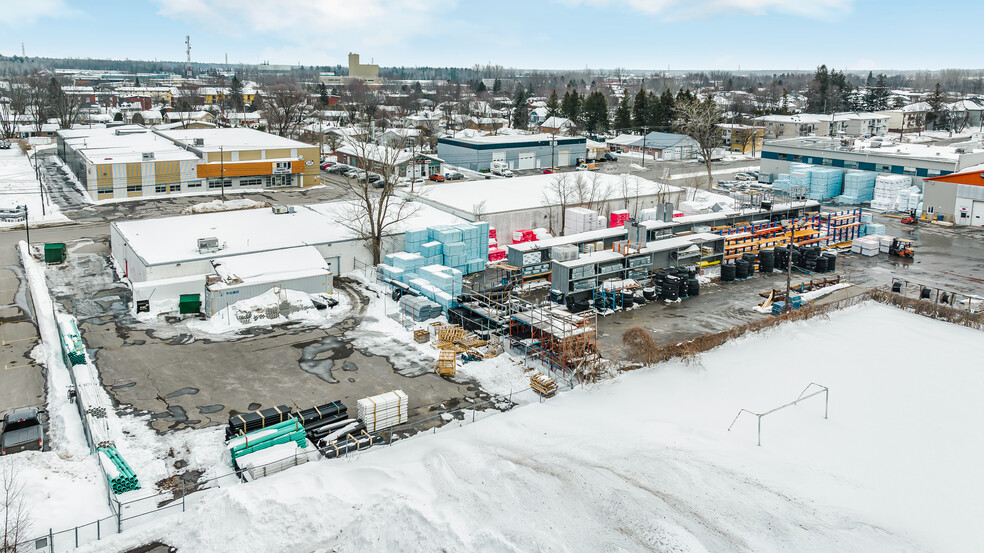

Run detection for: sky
[[0, 0, 981, 71]]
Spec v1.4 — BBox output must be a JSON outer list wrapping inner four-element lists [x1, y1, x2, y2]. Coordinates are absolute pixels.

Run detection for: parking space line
[[2, 336, 38, 346], [4, 363, 38, 371], [0, 319, 30, 325]]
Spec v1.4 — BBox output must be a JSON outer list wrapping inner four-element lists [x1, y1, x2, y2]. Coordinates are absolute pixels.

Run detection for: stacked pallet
[[870, 175, 911, 211], [835, 171, 877, 204], [399, 295, 442, 322], [851, 236, 881, 256], [531, 373, 558, 398], [436, 350, 456, 377], [225, 405, 294, 440], [98, 446, 141, 494], [805, 167, 844, 200], [609, 209, 631, 228], [357, 390, 408, 432], [551, 244, 579, 262]]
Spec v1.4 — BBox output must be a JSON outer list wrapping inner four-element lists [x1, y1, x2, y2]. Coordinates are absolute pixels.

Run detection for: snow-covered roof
[[336, 143, 417, 165], [209, 246, 330, 289], [541, 116, 574, 129], [440, 133, 585, 146], [158, 128, 313, 152], [113, 200, 467, 266], [409, 173, 680, 215]]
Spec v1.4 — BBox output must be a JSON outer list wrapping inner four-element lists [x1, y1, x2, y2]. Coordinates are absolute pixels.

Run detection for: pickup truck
[[576, 162, 598, 171], [1, 407, 44, 455]]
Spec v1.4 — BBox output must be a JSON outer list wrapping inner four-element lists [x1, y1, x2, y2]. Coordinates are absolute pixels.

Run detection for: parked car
[[428, 173, 446, 182], [1, 407, 44, 455], [320, 161, 336, 170], [603, 152, 618, 162], [0, 139, 11, 150], [444, 171, 464, 180], [734, 172, 756, 181]]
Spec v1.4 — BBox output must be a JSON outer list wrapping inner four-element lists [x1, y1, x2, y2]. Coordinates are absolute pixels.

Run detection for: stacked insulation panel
[[513, 229, 536, 244], [488, 227, 506, 262], [835, 171, 877, 204], [564, 207, 600, 235], [870, 175, 912, 211], [98, 446, 141, 494], [399, 291, 443, 321], [357, 390, 408, 432], [805, 167, 843, 201], [609, 210, 631, 228]]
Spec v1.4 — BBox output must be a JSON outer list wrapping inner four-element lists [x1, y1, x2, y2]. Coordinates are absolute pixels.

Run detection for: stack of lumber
[[531, 373, 558, 398], [357, 390, 408, 432], [97, 446, 141, 494], [436, 350, 456, 377], [225, 405, 294, 440], [228, 418, 306, 465], [295, 401, 347, 426], [321, 430, 375, 459]]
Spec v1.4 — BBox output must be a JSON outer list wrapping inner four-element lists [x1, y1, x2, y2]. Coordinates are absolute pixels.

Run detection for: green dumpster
[[178, 294, 201, 314], [44, 243, 67, 264]]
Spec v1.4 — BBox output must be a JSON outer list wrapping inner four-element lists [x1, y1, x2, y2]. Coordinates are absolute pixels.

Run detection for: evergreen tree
[[476, 81, 487, 94], [546, 90, 560, 118], [614, 93, 632, 131], [806, 64, 851, 113], [561, 90, 581, 122], [583, 91, 610, 134], [492, 78, 502, 93], [512, 83, 529, 130], [926, 83, 948, 130], [317, 82, 330, 107], [413, 82, 423, 95], [249, 91, 263, 112], [865, 74, 890, 111], [229, 75, 245, 111], [676, 88, 695, 105], [134, 76, 140, 87], [656, 88, 675, 129], [632, 88, 647, 129]]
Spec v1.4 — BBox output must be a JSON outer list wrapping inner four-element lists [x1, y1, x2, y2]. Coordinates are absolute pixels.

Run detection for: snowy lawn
[[0, 147, 68, 226], [180, 198, 270, 214], [71, 303, 982, 552]]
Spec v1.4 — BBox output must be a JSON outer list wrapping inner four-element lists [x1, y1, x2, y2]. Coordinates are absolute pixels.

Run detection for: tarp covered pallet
[[357, 390, 408, 432]]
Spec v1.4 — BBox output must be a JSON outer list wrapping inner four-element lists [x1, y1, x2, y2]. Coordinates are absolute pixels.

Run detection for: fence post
[[75, 525, 78, 547], [97, 518, 100, 540]]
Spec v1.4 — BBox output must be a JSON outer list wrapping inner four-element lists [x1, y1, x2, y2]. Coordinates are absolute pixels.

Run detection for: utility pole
[[21, 205, 29, 245], [550, 131, 557, 169], [219, 146, 226, 201], [784, 220, 795, 314], [640, 126, 648, 169]]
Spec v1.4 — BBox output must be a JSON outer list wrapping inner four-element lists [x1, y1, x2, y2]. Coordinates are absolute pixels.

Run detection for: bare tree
[[541, 173, 615, 235], [2, 465, 31, 552], [677, 98, 723, 191], [265, 83, 309, 138], [47, 78, 84, 130], [336, 111, 421, 265], [733, 127, 758, 156], [26, 77, 49, 135]]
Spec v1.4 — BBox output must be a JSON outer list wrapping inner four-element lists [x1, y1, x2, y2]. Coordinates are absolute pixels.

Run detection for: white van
[[490, 161, 513, 177]]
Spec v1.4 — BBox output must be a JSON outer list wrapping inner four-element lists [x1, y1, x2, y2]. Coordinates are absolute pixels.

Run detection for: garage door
[[557, 149, 570, 167], [973, 201, 984, 227], [492, 151, 506, 163], [517, 151, 536, 170]]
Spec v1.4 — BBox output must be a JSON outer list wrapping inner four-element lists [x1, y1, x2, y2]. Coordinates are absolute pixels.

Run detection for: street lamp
[[19, 205, 29, 245]]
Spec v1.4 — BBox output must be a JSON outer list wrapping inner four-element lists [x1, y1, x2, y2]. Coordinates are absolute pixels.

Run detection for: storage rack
[[719, 214, 823, 261], [820, 208, 863, 247]]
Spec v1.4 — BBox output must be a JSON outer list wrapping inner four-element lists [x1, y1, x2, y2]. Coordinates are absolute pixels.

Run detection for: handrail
[[728, 383, 828, 446]]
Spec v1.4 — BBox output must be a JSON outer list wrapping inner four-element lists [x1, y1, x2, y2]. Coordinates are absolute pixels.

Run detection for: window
[[821, 158, 833, 166], [126, 184, 141, 193], [777, 154, 788, 161], [97, 187, 113, 195], [878, 164, 891, 172], [239, 177, 263, 187], [844, 160, 858, 169], [208, 178, 232, 189], [187, 180, 203, 189], [155, 185, 167, 193], [170, 184, 181, 192], [792, 155, 803, 162], [903, 167, 917, 176]]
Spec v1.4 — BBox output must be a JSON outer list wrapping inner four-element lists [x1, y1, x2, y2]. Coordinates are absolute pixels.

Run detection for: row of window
[[97, 175, 295, 197], [763, 151, 951, 178]]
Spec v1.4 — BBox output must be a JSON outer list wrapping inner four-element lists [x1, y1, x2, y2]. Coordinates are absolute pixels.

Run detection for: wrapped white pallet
[[357, 390, 409, 432]]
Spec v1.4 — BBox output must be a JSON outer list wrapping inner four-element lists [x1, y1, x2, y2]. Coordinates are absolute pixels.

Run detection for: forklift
[[889, 237, 914, 259], [900, 209, 918, 225]]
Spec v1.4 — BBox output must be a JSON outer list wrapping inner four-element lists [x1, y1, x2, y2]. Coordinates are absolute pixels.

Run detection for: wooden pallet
[[530, 373, 558, 397], [413, 329, 430, 344], [436, 351, 456, 377]]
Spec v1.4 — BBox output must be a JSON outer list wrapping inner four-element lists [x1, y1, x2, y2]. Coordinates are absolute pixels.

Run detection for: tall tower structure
[[185, 36, 193, 78]]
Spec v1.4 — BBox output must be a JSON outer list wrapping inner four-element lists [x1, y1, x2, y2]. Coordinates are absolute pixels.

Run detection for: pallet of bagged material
[[357, 390, 408, 432]]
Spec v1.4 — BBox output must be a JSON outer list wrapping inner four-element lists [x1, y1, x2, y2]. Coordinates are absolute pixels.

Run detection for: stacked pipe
[[225, 405, 294, 440], [98, 446, 141, 494], [357, 390, 408, 433], [295, 401, 347, 426], [321, 430, 375, 459], [228, 418, 306, 464], [311, 419, 365, 447]]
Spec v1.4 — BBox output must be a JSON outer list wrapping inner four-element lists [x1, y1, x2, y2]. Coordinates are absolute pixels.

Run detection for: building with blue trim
[[760, 137, 984, 185], [437, 133, 587, 171]]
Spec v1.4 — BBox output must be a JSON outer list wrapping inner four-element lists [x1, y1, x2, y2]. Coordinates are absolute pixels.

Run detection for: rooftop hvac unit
[[194, 138, 205, 146], [141, 152, 155, 161], [271, 205, 294, 214], [868, 142, 881, 148], [197, 237, 220, 254], [955, 148, 967, 154]]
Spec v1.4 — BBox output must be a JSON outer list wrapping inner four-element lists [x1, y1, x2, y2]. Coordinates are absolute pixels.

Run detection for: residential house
[[540, 116, 576, 136], [606, 132, 699, 160], [718, 124, 766, 155]]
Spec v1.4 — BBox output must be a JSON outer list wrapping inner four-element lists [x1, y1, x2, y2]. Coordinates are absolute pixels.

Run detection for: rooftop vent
[[271, 205, 295, 214], [197, 237, 220, 254], [194, 138, 205, 147], [142, 152, 155, 161]]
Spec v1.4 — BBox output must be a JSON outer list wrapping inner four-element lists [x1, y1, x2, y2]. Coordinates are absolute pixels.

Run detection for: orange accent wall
[[197, 161, 304, 178], [925, 171, 984, 186]]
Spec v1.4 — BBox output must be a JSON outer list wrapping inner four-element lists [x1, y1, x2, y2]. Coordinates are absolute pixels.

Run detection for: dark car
[[327, 164, 350, 174], [445, 171, 464, 180], [1, 407, 44, 455], [603, 152, 618, 162]]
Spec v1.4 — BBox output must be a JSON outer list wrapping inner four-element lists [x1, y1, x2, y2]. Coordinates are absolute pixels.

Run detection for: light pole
[[20, 205, 29, 245]]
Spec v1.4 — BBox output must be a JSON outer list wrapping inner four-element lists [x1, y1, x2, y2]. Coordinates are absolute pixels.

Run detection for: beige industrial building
[[56, 126, 319, 202], [320, 52, 383, 85]]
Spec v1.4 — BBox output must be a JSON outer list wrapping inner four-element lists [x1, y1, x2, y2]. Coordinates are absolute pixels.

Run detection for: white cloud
[[557, 0, 852, 20], [0, 0, 81, 27]]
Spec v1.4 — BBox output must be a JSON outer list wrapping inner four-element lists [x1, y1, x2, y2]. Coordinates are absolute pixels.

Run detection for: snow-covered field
[[68, 303, 982, 552], [180, 198, 269, 214], [0, 147, 69, 226]]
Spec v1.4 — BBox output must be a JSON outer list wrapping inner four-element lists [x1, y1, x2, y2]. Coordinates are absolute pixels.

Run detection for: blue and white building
[[437, 133, 587, 171]]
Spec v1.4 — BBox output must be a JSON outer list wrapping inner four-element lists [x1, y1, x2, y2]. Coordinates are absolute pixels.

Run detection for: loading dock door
[[517, 151, 536, 170], [973, 201, 984, 227], [558, 149, 570, 166]]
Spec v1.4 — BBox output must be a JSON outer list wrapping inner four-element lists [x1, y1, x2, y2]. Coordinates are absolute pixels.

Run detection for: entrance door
[[325, 256, 340, 275], [972, 201, 984, 227], [557, 149, 570, 167], [517, 151, 535, 170]]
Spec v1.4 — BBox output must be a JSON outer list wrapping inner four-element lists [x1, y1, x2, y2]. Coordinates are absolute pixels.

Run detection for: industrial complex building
[[436, 134, 587, 171], [56, 126, 320, 201], [924, 165, 984, 225]]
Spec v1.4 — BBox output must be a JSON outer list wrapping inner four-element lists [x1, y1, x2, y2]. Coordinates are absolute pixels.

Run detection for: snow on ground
[[752, 282, 853, 313], [180, 198, 270, 215], [0, 148, 69, 226], [72, 303, 982, 553], [185, 288, 334, 335], [670, 165, 760, 181]]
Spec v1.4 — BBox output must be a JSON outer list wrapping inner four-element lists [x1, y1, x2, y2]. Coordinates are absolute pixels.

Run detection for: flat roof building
[[56, 126, 320, 202], [437, 133, 587, 171]]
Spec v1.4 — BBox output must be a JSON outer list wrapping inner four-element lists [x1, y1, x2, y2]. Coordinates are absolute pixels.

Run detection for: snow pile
[[181, 198, 269, 214], [0, 149, 69, 226], [753, 282, 854, 313], [186, 287, 328, 335], [75, 304, 978, 553]]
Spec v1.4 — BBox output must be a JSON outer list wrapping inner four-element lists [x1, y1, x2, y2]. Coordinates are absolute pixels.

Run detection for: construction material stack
[[398, 295, 442, 321], [436, 350, 456, 376], [531, 373, 558, 398], [57, 319, 87, 366], [98, 446, 141, 494], [357, 390, 408, 433], [225, 405, 294, 440], [806, 167, 844, 201], [835, 171, 877, 204], [564, 207, 601, 235], [870, 175, 912, 211], [488, 227, 506, 262], [229, 419, 307, 465], [609, 209, 631, 228], [513, 229, 537, 244], [821, 209, 863, 246]]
